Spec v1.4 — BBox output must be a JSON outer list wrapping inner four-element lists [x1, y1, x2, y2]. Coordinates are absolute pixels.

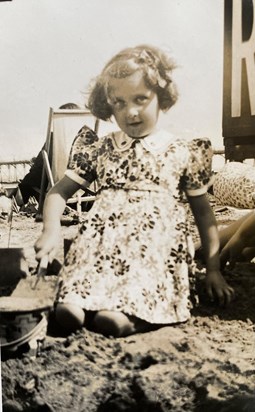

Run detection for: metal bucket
[[0, 249, 56, 353]]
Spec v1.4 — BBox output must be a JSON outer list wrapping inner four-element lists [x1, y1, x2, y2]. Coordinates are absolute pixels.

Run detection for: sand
[[1, 198, 255, 412]]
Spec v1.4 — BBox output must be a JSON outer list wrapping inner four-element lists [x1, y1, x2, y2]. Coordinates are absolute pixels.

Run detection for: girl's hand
[[205, 269, 235, 305], [34, 229, 61, 264], [33, 176, 79, 265]]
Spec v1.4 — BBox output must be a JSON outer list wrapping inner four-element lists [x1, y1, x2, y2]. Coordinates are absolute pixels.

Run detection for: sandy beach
[[1, 196, 255, 412]]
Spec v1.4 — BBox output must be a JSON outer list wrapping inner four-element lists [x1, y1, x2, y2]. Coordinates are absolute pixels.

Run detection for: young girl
[[35, 44, 234, 337]]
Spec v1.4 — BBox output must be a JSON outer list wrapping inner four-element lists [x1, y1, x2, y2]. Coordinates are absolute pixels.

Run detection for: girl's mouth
[[128, 122, 142, 127]]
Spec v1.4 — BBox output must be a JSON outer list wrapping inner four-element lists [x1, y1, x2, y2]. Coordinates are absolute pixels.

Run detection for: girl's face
[[108, 70, 160, 138]]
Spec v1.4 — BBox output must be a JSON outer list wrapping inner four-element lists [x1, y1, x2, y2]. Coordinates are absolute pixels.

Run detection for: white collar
[[142, 129, 175, 154], [112, 129, 175, 154]]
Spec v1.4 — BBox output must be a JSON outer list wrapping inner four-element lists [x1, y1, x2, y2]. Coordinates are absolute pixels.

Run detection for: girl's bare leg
[[55, 303, 85, 332], [55, 306, 160, 337], [91, 310, 154, 337]]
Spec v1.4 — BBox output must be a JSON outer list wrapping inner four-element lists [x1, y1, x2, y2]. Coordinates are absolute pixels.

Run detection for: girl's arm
[[220, 210, 255, 267], [34, 175, 81, 263], [188, 194, 234, 305]]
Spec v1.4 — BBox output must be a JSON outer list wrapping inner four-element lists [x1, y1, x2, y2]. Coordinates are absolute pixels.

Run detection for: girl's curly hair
[[87, 44, 178, 121]]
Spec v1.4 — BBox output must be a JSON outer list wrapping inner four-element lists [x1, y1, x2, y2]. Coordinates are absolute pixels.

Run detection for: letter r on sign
[[231, 0, 255, 117]]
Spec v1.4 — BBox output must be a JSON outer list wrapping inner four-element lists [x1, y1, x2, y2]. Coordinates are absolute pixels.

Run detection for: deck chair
[[38, 107, 100, 216]]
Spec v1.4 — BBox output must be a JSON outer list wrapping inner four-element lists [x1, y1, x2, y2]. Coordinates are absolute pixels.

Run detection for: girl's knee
[[55, 303, 85, 332], [92, 310, 136, 337]]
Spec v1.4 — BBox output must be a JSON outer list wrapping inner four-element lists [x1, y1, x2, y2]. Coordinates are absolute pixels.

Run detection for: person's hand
[[34, 229, 60, 264], [205, 269, 234, 305], [220, 235, 246, 269]]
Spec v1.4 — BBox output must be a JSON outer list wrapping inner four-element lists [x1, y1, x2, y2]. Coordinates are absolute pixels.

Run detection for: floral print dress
[[58, 127, 213, 324]]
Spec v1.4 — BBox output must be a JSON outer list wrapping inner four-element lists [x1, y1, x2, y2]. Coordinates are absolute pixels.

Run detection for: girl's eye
[[112, 100, 125, 110], [136, 96, 147, 104]]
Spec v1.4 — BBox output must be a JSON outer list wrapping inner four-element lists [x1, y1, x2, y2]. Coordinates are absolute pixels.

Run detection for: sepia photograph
[[0, 1, 254, 411]]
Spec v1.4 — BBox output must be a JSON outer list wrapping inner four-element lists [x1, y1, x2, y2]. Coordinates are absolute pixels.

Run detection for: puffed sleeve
[[180, 138, 214, 197], [64, 125, 99, 188]]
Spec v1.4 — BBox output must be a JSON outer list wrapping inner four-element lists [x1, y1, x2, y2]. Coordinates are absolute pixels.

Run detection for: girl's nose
[[127, 105, 139, 119]]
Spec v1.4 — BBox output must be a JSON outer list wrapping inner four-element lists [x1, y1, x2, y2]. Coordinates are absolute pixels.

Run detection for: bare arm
[[34, 175, 81, 262], [220, 210, 255, 267], [188, 194, 234, 304]]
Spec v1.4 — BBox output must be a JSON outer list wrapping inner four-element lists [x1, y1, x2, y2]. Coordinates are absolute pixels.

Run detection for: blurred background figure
[[13, 103, 80, 207]]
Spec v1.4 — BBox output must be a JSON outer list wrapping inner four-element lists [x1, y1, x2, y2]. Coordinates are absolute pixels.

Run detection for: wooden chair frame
[[38, 108, 99, 216]]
